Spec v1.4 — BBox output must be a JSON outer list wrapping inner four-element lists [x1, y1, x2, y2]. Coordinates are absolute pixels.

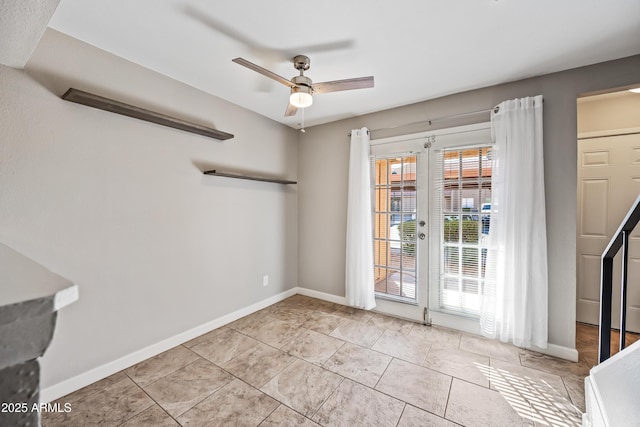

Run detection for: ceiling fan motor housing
[[292, 75, 312, 89], [293, 55, 311, 71]]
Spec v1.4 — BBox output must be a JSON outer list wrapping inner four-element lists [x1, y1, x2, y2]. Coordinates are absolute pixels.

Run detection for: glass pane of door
[[373, 155, 418, 302], [436, 147, 492, 315]]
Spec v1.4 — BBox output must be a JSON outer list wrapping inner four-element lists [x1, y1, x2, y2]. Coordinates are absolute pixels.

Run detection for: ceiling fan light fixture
[[290, 86, 313, 108]]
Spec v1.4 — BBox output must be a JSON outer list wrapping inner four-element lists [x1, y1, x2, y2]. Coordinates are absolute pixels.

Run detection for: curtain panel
[[481, 95, 548, 349], [345, 128, 376, 310]]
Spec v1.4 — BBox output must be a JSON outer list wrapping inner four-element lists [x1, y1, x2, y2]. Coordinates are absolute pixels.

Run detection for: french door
[[371, 124, 492, 330], [371, 142, 429, 322], [429, 144, 493, 319]]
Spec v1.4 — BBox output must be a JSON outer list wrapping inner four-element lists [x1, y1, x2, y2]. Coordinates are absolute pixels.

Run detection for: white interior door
[[577, 131, 640, 332]]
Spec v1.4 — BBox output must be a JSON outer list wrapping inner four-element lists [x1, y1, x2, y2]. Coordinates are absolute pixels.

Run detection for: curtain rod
[[347, 106, 500, 137]]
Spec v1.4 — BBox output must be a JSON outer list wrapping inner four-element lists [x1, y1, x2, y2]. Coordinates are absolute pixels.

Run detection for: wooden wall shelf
[[204, 170, 297, 184], [61, 88, 234, 141]]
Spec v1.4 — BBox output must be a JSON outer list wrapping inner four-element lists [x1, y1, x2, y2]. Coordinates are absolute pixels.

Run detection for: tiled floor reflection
[[43, 295, 595, 426]]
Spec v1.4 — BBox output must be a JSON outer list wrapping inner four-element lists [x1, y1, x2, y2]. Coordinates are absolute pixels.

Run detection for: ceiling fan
[[232, 55, 374, 116]]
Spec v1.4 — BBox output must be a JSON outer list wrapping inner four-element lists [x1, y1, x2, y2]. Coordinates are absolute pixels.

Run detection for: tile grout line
[[560, 376, 586, 418], [115, 377, 165, 426], [394, 403, 408, 427], [255, 403, 280, 427], [308, 376, 346, 424], [51, 371, 128, 407], [179, 339, 301, 422], [441, 375, 455, 425], [126, 343, 201, 383], [286, 306, 445, 423], [119, 401, 177, 427], [419, 341, 432, 366], [125, 354, 236, 424], [317, 340, 347, 367]]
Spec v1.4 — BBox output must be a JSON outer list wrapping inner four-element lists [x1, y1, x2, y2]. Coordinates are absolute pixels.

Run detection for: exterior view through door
[[373, 155, 419, 301], [432, 145, 493, 316], [371, 123, 493, 330]]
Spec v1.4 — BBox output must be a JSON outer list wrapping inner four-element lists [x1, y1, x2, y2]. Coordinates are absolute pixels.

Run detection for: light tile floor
[[43, 295, 592, 426]]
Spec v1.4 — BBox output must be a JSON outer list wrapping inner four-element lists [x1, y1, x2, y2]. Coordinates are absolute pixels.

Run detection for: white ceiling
[[41, 0, 640, 129], [0, 0, 60, 68]]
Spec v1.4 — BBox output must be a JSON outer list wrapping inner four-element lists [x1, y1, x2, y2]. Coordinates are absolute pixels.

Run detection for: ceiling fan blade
[[312, 76, 374, 94], [280, 39, 355, 58], [232, 58, 295, 88], [284, 103, 298, 117]]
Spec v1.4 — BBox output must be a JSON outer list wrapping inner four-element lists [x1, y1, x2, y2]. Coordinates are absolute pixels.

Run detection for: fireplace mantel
[[0, 242, 78, 426]]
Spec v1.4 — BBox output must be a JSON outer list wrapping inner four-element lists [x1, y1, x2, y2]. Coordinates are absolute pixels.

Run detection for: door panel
[[579, 179, 609, 237], [577, 132, 640, 332], [371, 152, 428, 321]]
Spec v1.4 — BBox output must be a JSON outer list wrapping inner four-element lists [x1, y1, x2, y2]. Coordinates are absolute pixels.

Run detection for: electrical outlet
[[263, 275, 269, 287]]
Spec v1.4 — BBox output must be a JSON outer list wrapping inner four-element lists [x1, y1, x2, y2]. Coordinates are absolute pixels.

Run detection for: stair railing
[[599, 194, 640, 362]]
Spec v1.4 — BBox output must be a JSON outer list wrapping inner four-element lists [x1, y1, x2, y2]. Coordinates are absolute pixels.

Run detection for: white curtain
[[480, 95, 548, 349], [345, 127, 376, 310]]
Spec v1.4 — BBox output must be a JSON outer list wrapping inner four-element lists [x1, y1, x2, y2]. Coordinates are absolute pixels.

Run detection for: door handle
[[419, 233, 426, 240]]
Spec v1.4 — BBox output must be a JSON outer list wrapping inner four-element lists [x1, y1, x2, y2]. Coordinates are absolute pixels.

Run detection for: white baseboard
[[531, 343, 579, 362], [40, 288, 297, 403], [295, 286, 347, 306]]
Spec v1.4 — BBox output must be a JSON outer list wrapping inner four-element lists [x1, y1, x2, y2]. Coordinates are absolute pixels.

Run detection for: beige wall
[[298, 55, 640, 352], [0, 29, 298, 393], [578, 90, 640, 134]]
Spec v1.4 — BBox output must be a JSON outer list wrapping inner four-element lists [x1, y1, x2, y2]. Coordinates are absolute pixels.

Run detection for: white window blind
[[432, 146, 493, 315]]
